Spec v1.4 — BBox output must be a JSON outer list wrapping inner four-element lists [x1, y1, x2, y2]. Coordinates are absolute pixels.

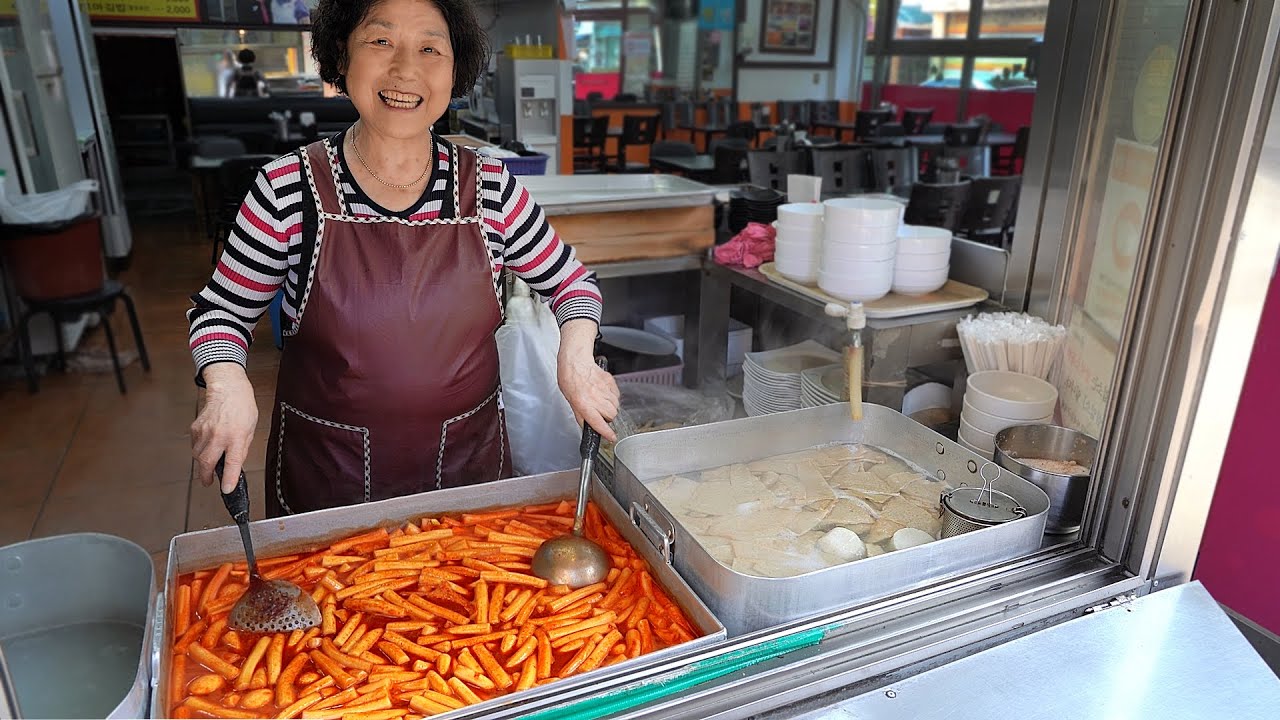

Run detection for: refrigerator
[[0, 0, 131, 259]]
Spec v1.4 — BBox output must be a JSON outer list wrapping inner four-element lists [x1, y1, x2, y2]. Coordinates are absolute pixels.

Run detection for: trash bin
[[0, 534, 154, 718], [0, 215, 105, 301]]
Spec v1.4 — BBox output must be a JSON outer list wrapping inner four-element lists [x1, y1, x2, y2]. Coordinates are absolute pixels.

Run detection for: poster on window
[[201, 0, 314, 25], [759, 0, 818, 54]]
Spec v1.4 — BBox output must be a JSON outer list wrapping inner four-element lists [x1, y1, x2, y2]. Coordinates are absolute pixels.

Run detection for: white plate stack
[[894, 225, 952, 296], [958, 370, 1059, 458], [799, 363, 846, 408], [743, 341, 842, 416], [773, 203, 825, 284], [819, 198, 901, 303]]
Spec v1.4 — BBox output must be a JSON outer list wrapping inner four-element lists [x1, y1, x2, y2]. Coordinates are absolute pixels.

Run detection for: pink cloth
[[713, 222, 776, 269]]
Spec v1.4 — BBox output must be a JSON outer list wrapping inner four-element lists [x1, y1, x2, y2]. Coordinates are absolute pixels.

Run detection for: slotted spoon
[[216, 457, 322, 633]]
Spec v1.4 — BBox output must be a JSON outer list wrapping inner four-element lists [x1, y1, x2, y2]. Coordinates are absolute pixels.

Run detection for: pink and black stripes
[[188, 131, 602, 378]]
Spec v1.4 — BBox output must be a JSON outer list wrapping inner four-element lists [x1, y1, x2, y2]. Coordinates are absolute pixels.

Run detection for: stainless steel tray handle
[[630, 501, 675, 565], [150, 592, 166, 690]]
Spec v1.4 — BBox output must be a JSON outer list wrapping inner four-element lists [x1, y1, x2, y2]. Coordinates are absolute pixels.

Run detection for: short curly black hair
[[310, 0, 490, 98]]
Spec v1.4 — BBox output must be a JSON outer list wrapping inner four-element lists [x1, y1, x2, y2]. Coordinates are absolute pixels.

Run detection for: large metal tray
[[149, 471, 725, 719], [519, 174, 715, 216], [610, 403, 1050, 636]]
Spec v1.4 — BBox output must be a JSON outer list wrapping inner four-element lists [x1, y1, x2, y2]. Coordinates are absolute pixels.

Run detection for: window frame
[[866, 0, 1046, 118]]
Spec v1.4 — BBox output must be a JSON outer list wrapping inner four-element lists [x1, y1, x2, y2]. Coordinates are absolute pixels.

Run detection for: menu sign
[[1056, 313, 1116, 439], [87, 0, 200, 21], [1082, 138, 1158, 341]]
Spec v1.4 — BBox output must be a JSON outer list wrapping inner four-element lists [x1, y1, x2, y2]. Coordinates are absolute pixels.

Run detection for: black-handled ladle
[[216, 456, 322, 633], [530, 357, 613, 589]]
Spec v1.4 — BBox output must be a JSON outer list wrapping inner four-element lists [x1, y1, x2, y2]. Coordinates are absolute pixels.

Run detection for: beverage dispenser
[[495, 58, 568, 174]]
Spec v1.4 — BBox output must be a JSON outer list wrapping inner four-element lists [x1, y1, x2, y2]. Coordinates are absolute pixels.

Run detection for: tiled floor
[[0, 217, 276, 581]]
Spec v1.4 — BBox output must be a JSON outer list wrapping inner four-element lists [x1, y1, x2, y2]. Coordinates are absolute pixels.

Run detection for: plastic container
[[642, 315, 752, 368], [0, 533, 154, 719], [269, 288, 285, 349], [495, 152, 549, 176], [0, 215, 104, 301]]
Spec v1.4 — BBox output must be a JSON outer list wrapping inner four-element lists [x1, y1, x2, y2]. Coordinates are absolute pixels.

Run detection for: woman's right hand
[[191, 363, 258, 493]]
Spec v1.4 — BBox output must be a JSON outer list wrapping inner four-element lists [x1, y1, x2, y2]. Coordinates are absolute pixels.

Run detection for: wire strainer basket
[[940, 463, 1027, 538]]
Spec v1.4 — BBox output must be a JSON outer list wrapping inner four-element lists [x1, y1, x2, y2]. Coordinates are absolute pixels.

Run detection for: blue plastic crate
[[496, 152, 549, 176]]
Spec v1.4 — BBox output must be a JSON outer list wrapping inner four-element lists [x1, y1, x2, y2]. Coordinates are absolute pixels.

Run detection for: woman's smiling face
[[343, 0, 455, 139]]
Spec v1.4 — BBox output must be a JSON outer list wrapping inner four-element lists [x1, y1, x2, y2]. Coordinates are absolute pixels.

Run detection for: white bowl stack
[[773, 203, 825, 284], [958, 370, 1059, 458], [894, 225, 952, 296], [818, 198, 901, 303]]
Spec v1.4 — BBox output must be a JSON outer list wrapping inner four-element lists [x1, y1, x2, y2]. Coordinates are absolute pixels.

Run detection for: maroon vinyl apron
[[265, 139, 511, 517]]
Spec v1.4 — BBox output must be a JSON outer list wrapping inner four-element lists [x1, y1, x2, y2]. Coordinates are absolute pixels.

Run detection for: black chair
[[960, 175, 1022, 246], [993, 126, 1031, 175], [711, 144, 750, 184], [876, 123, 906, 140], [586, 91, 605, 103], [573, 99, 592, 117], [776, 101, 812, 129], [855, 109, 894, 141], [211, 155, 270, 264], [724, 121, 757, 143], [943, 123, 983, 146], [0, 218, 149, 394], [572, 116, 610, 174], [902, 108, 934, 135], [869, 145, 920, 194], [613, 114, 662, 172], [709, 136, 750, 154], [747, 149, 809, 190], [707, 98, 738, 128], [661, 100, 695, 139], [809, 146, 872, 197], [905, 180, 972, 232], [971, 114, 994, 143], [613, 92, 639, 103], [809, 100, 841, 129], [650, 140, 697, 158]]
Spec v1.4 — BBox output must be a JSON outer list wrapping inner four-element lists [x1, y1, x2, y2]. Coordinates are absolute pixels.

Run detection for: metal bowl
[[994, 424, 1099, 535]]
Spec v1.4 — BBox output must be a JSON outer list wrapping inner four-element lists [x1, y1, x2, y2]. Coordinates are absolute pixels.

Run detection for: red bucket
[[0, 215, 104, 301]]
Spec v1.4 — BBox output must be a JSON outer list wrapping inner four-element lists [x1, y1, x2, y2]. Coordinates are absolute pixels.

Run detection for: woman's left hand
[[558, 320, 620, 442]]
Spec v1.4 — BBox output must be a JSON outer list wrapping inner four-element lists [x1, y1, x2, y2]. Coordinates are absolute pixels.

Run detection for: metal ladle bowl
[[531, 361, 612, 589]]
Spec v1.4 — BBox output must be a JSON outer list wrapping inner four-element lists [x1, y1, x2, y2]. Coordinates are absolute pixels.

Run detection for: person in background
[[216, 51, 237, 98], [188, 0, 619, 516], [228, 48, 268, 97]]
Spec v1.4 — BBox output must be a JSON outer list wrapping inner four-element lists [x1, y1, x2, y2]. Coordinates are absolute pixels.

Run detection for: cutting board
[[758, 263, 989, 319]]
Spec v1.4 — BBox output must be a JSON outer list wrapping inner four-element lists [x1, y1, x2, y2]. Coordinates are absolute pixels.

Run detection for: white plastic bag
[[497, 280, 582, 475], [0, 179, 97, 225]]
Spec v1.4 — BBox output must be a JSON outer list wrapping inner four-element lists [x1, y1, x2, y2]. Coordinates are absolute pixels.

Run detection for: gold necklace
[[349, 126, 431, 190]]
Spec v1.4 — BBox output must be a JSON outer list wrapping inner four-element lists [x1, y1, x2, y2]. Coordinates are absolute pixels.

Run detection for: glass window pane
[[979, 0, 1049, 38], [178, 28, 313, 97], [895, 1, 969, 40], [573, 20, 623, 99], [882, 55, 964, 122], [1054, 0, 1192, 438]]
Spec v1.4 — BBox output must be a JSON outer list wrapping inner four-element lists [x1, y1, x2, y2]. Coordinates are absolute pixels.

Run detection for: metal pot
[[994, 424, 1099, 534]]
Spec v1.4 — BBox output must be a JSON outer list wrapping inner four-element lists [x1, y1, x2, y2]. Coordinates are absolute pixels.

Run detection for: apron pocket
[[276, 401, 371, 514], [436, 389, 507, 490]]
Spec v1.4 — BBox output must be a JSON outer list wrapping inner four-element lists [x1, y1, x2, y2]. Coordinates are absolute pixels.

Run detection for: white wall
[[736, 0, 863, 103]]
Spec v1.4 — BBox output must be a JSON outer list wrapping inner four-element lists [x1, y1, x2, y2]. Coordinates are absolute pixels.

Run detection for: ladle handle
[[217, 456, 251, 524], [573, 356, 609, 536], [216, 456, 258, 576]]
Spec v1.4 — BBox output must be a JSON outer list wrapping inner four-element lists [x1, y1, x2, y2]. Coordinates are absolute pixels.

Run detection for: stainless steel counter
[[786, 581, 1280, 719]]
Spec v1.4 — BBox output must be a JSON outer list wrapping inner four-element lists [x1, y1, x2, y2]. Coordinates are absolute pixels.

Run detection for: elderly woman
[[188, 0, 618, 516]]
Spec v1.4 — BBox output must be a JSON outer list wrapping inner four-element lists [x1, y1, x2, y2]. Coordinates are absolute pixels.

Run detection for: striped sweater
[[188, 131, 602, 376]]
